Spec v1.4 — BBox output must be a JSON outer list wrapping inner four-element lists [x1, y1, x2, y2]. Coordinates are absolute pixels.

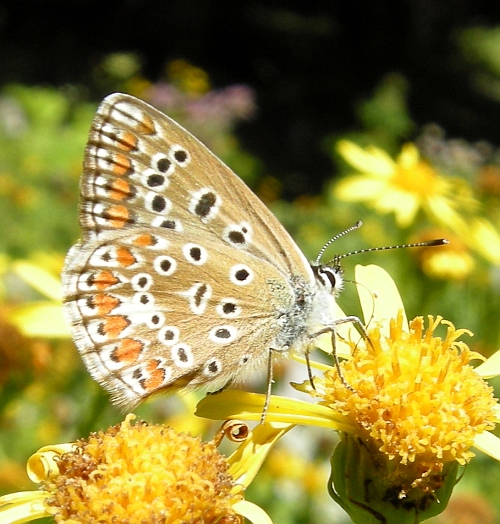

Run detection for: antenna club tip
[[355, 220, 363, 228], [428, 238, 449, 246]]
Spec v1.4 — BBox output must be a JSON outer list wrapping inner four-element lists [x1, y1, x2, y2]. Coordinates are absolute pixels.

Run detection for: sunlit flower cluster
[[335, 140, 500, 278]]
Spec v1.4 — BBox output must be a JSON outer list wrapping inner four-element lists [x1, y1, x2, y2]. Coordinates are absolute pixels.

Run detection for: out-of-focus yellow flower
[[198, 265, 500, 523], [8, 258, 69, 338], [468, 217, 500, 265], [0, 414, 277, 524], [411, 230, 475, 280], [168, 59, 211, 96], [335, 140, 476, 230]]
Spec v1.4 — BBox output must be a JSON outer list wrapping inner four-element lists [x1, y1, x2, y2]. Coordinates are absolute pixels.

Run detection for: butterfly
[[62, 93, 445, 411]]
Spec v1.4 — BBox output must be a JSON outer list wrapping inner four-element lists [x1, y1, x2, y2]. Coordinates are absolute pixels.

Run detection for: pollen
[[42, 415, 242, 523], [320, 312, 497, 469]]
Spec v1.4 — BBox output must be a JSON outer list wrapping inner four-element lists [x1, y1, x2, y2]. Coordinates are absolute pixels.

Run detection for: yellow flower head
[[335, 140, 476, 230], [0, 415, 274, 524], [316, 312, 496, 470], [43, 418, 241, 523]]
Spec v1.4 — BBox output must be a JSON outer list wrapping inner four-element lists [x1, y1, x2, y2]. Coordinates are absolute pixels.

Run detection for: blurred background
[[2, 2, 500, 522]]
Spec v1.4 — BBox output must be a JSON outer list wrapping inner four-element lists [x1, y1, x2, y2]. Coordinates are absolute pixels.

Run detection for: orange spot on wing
[[109, 178, 132, 201], [102, 315, 130, 338], [117, 131, 138, 151], [142, 360, 165, 390], [132, 234, 156, 247], [104, 204, 130, 228], [93, 293, 120, 315], [116, 246, 137, 267], [112, 339, 143, 364], [111, 153, 132, 176], [93, 271, 120, 290], [137, 113, 156, 135]]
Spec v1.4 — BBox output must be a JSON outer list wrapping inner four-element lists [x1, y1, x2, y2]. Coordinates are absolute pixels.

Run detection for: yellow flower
[[317, 312, 495, 466], [167, 59, 211, 96], [410, 230, 475, 280], [198, 265, 500, 523], [335, 140, 476, 230], [0, 414, 278, 524]]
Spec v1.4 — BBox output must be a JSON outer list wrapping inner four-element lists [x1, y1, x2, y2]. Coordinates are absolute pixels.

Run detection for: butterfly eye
[[317, 266, 342, 291]]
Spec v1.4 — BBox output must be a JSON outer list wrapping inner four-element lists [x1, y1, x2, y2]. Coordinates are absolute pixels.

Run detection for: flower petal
[[196, 390, 352, 430], [27, 444, 76, 482], [315, 302, 361, 356], [397, 143, 420, 169], [355, 264, 408, 335], [12, 261, 62, 302], [232, 500, 273, 524], [470, 217, 500, 264], [227, 422, 293, 488], [475, 349, 500, 378], [473, 431, 500, 462], [0, 491, 50, 524], [334, 176, 386, 201], [375, 190, 420, 227], [10, 302, 70, 338], [337, 140, 395, 177]]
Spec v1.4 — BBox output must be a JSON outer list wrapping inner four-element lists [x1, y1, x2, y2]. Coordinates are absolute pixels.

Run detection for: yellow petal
[[470, 217, 500, 264], [374, 190, 420, 227], [12, 261, 61, 301], [9, 302, 70, 337], [337, 140, 395, 177], [196, 390, 351, 430], [315, 302, 360, 356], [426, 196, 469, 232], [334, 176, 386, 201], [227, 422, 293, 488], [0, 491, 50, 524], [232, 500, 273, 524], [473, 431, 500, 462], [355, 264, 408, 335], [27, 444, 77, 482], [397, 143, 420, 169], [475, 349, 500, 378]]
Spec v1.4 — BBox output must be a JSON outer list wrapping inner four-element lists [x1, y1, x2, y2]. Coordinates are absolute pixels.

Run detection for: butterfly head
[[310, 220, 449, 300], [311, 258, 344, 297], [308, 221, 364, 298]]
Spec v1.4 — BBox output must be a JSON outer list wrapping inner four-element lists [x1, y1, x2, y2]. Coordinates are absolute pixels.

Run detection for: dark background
[[1, 0, 500, 197]]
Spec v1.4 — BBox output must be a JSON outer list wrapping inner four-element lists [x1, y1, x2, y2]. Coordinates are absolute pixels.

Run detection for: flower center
[[320, 313, 497, 469], [393, 160, 438, 196]]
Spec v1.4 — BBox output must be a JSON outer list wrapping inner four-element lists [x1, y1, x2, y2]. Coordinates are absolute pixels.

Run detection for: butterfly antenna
[[315, 220, 363, 264], [332, 238, 449, 264]]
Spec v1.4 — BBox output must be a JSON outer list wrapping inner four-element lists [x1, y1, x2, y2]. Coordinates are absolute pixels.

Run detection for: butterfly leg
[[305, 350, 316, 390], [311, 315, 369, 391], [260, 348, 279, 424]]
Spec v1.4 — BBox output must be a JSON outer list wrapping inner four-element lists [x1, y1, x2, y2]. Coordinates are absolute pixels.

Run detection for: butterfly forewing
[[81, 93, 310, 277], [63, 93, 314, 408]]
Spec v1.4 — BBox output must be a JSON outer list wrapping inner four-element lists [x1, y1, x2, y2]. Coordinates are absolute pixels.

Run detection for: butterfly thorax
[[269, 263, 343, 354]]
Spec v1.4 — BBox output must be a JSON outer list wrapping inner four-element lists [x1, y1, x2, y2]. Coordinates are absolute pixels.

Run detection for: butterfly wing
[[79, 93, 311, 278], [63, 93, 314, 408]]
